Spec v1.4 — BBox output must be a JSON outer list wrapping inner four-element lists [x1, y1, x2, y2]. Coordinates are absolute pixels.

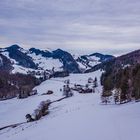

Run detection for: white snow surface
[[75, 55, 101, 70], [1, 51, 32, 74], [87, 55, 100, 67], [27, 53, 63, 71], [12, 65, 34, 74], [0, 70, 140, 140]]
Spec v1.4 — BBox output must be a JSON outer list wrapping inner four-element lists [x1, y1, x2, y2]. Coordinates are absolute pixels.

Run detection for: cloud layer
[[0, 0, 140, 55]]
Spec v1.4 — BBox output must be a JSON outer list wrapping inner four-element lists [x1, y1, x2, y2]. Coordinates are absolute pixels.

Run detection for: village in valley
[[0, 67, 139, 140]]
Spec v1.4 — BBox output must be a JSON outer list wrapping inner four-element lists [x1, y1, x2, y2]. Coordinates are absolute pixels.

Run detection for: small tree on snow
[[94, 77, 98, 88]]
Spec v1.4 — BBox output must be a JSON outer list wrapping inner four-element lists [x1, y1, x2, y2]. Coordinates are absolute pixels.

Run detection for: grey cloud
[[0, 0, 140, 55]]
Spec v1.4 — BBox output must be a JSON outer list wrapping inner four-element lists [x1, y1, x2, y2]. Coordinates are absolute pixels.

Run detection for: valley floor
[[0, 70, 140, 140]]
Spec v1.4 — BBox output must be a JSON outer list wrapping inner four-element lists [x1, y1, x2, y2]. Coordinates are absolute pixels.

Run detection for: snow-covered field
[[0, 70, 140, 140], [27, 53, 63, 71]]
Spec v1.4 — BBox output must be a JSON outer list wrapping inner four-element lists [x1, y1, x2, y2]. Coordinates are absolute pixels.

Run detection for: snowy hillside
[[27, 52, 63, 71], [0, 70, 140, 140], [74, 53, 114, 71]]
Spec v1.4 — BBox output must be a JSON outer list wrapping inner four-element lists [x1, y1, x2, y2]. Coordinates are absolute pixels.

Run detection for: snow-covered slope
[[74, 53, 114, 71], [0, 70, 140, 140], [27, 52, 63, 71], [73, 54, 100, 70], [0, 70, 101, 127]]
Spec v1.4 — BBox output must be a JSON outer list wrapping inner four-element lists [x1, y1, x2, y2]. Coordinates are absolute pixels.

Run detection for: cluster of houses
[[72, 84, 93, 93], [64, 77, 98, 94]]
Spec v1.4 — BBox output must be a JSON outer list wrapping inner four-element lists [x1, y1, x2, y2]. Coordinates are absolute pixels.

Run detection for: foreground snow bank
[[0, 93, 140, 140]]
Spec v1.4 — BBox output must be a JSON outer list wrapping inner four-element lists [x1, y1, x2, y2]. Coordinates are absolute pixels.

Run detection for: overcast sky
[[0, 0, 140, 56]]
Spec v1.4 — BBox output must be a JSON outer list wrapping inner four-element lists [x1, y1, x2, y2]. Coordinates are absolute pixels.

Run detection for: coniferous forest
[[101, 63, 140, 103]]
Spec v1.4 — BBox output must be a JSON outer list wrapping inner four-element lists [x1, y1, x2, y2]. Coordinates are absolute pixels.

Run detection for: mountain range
[[0, 44, 114, 75], [85, 49, 140, 73], [0, 44, 140, 79]]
